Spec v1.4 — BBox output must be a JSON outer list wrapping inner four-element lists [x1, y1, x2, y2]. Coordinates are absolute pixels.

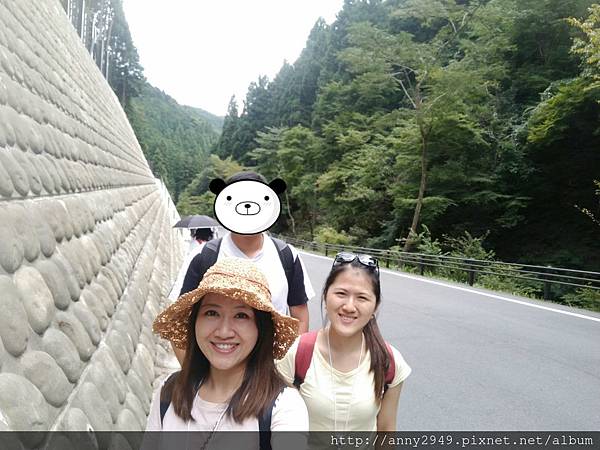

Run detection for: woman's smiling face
[[325, 267, 377, 338], [195, 293, 258, 372]]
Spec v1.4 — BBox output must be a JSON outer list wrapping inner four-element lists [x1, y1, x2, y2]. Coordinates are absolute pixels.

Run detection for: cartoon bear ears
[[209, 178, 287, 195]]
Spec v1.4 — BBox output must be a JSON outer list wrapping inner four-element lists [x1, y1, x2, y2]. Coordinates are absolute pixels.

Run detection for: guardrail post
[[543, 281, 551, 300], [465, 259, 476, 286], [385, 252, 389, 269], [543, 266, 552, 300], [324, 244, 328, 257], [419, 256, 424, 275]]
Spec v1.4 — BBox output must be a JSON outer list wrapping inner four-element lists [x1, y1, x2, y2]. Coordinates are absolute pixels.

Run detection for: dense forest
[[209, 0, 599, 274], [60, 0, 222, 201]]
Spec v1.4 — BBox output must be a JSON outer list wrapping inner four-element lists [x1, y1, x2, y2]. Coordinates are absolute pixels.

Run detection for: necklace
[[186, 383, 230, 450], [197, 407, 227, 450], [326, 327, 364, 432]]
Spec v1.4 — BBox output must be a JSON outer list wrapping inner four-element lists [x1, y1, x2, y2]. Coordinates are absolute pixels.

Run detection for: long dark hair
[[165, 299, 286, 422], [322, 261, 390, 401]]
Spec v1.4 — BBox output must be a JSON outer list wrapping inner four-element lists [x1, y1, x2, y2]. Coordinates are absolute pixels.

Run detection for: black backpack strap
[[270, 237, 294, 301], [179, 238, 222, 296], [258, 388, 284, 450], [159, 371, 180, 427]]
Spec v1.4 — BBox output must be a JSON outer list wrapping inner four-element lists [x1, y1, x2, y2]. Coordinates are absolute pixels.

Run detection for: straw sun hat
[[153, 257, 299, 359]]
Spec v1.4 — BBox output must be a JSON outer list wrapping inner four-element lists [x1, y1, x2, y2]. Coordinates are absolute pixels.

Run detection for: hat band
[[203, 270, 272, 296]]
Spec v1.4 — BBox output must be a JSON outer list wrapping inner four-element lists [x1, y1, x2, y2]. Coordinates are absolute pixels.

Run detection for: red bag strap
[[293, 331, 318, 388], [384, 342, 396, 392]]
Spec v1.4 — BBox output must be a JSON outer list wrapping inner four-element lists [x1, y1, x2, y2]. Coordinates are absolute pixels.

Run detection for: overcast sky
[[123, 0, 344, 117]]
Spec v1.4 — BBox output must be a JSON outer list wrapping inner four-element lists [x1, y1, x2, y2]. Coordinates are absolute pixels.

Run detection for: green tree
[[339, 0, 510, 250]]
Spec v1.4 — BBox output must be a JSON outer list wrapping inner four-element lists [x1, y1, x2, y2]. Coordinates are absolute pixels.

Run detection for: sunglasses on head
[[332, 252, 379, 274]]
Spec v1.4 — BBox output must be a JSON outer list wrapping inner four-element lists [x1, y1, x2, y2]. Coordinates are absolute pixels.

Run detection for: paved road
[[300, 251, 600, 430]]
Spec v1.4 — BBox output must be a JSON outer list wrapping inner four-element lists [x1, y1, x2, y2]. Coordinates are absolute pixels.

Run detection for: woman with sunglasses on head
[[277, 252, 411, 432], [148, 258, 308, 449]]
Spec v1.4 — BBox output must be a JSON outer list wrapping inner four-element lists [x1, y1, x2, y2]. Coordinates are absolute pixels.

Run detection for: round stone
[[67, 162, 82, 192], [86, 363, 120, 423], [80, 235, 101, 277], [0, 159, 15, 197], [139, 330, 156, 356], [21, 351, 72, 407], [12, 149, 42, 195], [13, 266, 55, 335], [42, 155, 63, 194], [6, 203, 40, 262], [107, 433, 133, 450], [29, 212, 56, 258], [53, 311, 94, 361], [56, 407, 94, 434], [27, 125, 45, 155], [75, 382, 113, 431], [94, 347, 127, 403], [42, 328, 82, 383], [115, 306, 141, 341], [0, 149, 29, 196], [51, 253, 81, 302], [135, 344, 156, 387], [35, 258, 71, 310], [131, 354, 152, 389], [114, 319, 137, 359], [126, 370, 150, 413], [89, 282, 115, 317], [0, 432, 24, 449], [124, 392, 146, 429], [45, 434, 77, 450], [71, 302, 100, 345], [57, 200, 75, 241], [55, 159, 72, 193], [100, 265, 123, 297], [69, 238, 95, 284], [90, 232, 109, 266], [80, 289, 108, 332], [107, 330, 131, 373], [0, 373, 49, 431], [0, 212, 24, 273], [0, 276, 29, 356], [115, 409, 141, 432], [35, 199, 66, 242], [63, 198, 86, 238], [56, 243, 86, 289], [29, 154, 54, 194]]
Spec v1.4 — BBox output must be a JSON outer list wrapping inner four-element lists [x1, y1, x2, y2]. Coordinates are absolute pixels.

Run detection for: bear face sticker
[[210, 178, 287, 235]]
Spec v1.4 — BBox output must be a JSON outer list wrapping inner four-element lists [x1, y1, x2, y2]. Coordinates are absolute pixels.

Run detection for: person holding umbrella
[[168, 219, 217, 302]]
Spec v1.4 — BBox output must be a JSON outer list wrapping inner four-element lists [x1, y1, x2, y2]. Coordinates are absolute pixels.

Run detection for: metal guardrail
[[276, 235, 600, 300]]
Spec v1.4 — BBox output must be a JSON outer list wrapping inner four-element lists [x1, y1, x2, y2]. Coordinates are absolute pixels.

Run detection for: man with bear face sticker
[[173, 172, 314, 364], [210, 176, 286, 235]]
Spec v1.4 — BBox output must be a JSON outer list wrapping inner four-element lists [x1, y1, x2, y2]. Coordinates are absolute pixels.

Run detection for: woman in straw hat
[[147, 257, 308, 446]]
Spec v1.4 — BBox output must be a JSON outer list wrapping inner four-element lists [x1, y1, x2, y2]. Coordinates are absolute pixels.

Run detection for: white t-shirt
[[276, 336, 411, 431], [145, 374, 309, 447], [168, 239, 206, 301], [216, 233, 315, 315]]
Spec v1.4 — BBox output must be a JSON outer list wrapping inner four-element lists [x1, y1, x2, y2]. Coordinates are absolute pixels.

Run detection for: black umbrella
[[174, 215, 219, 229]]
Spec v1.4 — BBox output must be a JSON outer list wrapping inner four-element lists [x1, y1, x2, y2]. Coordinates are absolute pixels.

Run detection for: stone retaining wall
[[0, 0, 184, 434]]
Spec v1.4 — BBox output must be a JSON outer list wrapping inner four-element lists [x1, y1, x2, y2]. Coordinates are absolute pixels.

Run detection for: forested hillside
[[210, 0, 599, 272], [126, 84, 222, 201], [60, 0, 222, 201]]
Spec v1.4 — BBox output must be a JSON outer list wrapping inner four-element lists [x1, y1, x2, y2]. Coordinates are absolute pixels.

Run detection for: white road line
[[300, 251, 600, 323]]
